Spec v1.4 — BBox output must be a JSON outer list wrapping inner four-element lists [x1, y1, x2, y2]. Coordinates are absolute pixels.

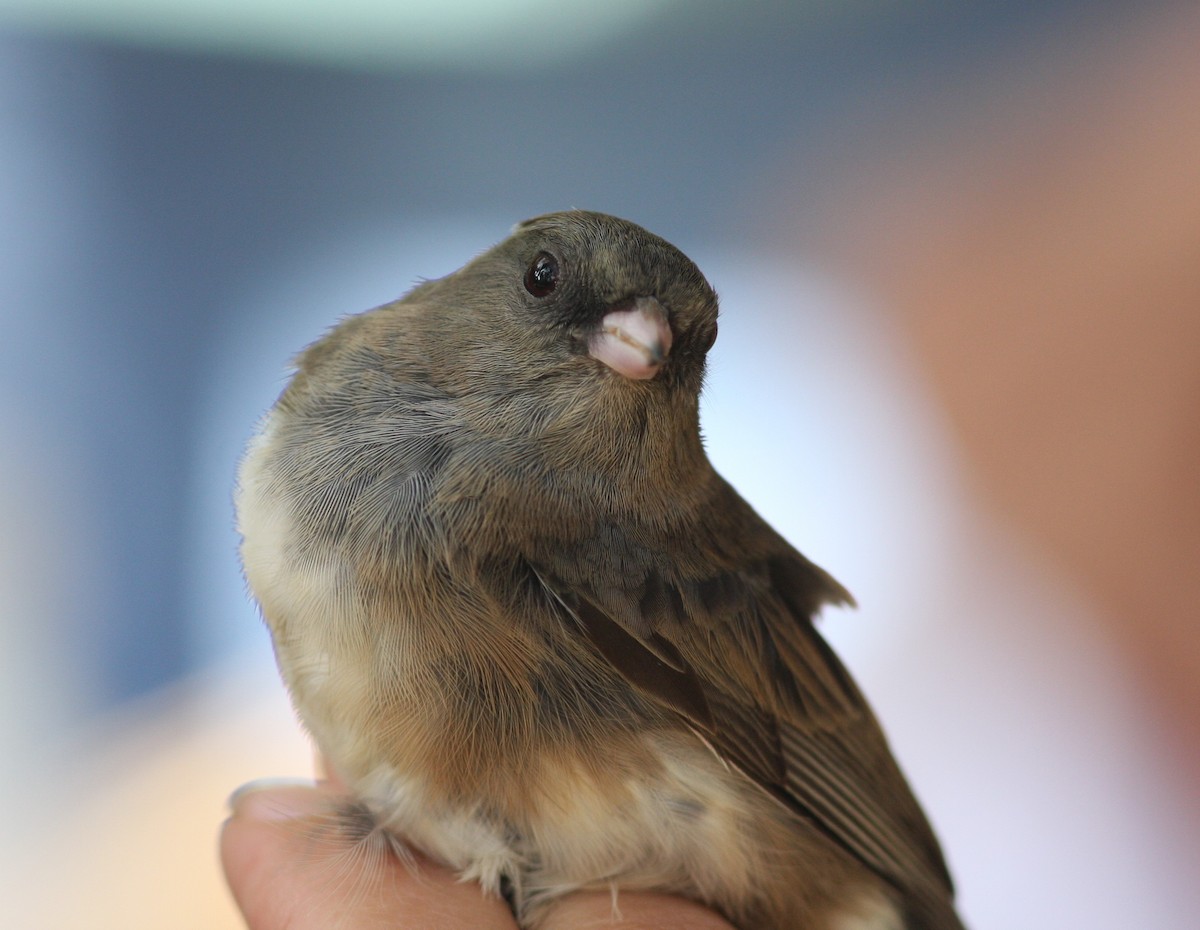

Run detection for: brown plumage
[[236, 210, 966, 929]]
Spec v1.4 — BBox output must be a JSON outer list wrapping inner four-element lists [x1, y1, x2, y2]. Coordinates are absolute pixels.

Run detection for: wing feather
[[530, 476, 956, 915]]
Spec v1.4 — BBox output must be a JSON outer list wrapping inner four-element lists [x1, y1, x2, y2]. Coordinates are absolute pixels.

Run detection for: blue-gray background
[[4, 3, 1195, 927], [1, 0, 1126, 711]]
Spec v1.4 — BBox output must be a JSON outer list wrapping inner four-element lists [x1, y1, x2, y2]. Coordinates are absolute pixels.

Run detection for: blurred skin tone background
[[1, 1, 1197, 927]]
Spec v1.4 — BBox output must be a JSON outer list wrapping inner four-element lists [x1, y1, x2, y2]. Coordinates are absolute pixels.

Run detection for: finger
[[539, 890, 736, 930], [220, 781, 516, 930]]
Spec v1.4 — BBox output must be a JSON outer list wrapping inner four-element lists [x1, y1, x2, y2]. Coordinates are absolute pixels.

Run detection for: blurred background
[[1, 1, 1197, 926]]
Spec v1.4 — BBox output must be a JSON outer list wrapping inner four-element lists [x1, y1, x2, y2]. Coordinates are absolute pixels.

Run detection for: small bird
[[236, 211, 965, 930]]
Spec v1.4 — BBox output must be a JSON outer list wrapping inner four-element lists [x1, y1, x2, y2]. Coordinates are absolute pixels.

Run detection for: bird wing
[[528, 474, 955, 911]]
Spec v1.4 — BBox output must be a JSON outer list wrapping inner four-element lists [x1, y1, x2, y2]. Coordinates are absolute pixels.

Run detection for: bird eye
[[524, 252, 559, 297]]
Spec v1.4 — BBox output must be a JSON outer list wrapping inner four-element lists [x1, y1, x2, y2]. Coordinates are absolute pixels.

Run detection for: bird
[[235, 210, 966, 930]]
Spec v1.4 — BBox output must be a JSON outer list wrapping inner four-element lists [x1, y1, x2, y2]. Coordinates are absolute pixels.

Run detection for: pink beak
[[588, 297, 673, 380]]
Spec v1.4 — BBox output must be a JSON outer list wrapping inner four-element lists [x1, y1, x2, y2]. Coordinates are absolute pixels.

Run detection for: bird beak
[[588, 296, 673, 380]]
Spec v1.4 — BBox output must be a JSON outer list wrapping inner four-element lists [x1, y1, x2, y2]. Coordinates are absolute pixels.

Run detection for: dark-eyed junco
[[236, 211, 965, 929]]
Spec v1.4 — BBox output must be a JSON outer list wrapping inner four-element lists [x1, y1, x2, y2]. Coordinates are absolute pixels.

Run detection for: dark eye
[[699, 320, 718, 352], [524, 252, 559, 297]]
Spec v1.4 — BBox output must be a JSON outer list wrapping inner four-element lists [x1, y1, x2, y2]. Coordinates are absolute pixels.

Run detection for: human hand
[[220, 779, 735, 930]]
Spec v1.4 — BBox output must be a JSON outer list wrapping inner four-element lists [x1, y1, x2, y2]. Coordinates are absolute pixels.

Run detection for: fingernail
[[227, 777, 321, 822]]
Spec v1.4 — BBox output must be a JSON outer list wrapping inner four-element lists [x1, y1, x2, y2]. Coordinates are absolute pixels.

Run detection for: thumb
[[538, 891, 737, 930], [220, 780, 515, 930]]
